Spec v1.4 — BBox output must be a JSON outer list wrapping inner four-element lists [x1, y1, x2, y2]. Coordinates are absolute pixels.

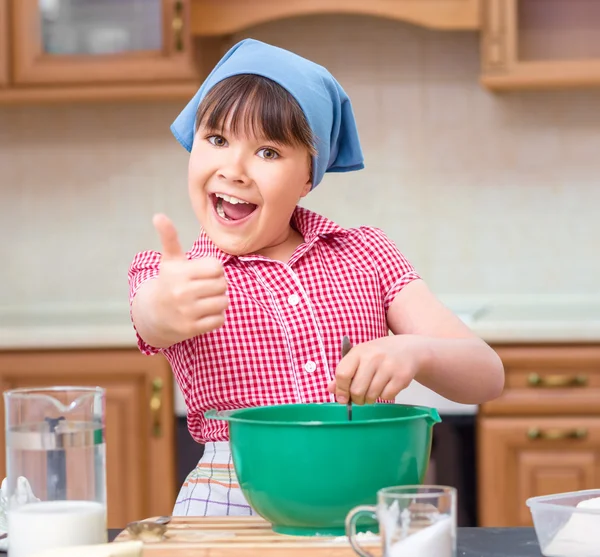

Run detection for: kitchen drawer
[[482, 345, 600, 416], [478, 416, 600, 527]]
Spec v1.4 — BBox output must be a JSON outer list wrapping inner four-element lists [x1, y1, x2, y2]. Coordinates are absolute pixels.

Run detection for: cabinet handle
[[172, 1, 184, 52], [527, 428, 588, 441], [527, 373, 588, 388], [150, 378, 163, 437]]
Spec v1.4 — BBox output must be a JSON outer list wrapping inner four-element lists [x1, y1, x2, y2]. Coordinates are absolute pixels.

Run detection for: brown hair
[[195, 74, 316, 161]]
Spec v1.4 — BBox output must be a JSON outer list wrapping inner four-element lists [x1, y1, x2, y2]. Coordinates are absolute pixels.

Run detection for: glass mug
[[346, 485, 457, 557]]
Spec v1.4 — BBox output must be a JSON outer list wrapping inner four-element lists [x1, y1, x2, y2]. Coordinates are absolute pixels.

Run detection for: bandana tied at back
[[170, 38, 364, 188]]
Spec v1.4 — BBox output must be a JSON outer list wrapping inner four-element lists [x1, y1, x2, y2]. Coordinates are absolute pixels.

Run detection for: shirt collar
[[291, 206, 347, 243], [190, 206, 347, 264]]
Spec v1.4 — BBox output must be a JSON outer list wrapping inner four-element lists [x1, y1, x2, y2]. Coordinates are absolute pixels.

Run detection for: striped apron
[[173, 442, 257, 517]]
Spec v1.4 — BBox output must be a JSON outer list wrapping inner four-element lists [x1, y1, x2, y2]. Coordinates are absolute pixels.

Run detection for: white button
[[288, 294, 300, 306], [304, 361, 317, 373]]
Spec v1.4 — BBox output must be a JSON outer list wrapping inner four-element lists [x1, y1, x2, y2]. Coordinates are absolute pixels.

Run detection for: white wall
[[2, 15, 599, 312]]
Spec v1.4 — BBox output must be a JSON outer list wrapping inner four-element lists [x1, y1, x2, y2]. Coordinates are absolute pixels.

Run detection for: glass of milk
[[4, 387, 108, 557], [346, 485, 457, 557]]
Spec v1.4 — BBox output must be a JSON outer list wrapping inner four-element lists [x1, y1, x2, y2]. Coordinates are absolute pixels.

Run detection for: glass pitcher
[[4, 387, 107, 557]]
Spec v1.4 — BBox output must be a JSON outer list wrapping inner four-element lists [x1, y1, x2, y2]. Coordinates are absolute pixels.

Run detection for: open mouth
[[211, 193, 258, 222]]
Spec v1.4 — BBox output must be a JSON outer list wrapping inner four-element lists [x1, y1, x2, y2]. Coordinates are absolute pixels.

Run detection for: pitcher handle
[[345, 505, 377, 557]]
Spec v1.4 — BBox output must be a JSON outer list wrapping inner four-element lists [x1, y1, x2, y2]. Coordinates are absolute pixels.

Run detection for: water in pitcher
[[4, 387, 108, 557]]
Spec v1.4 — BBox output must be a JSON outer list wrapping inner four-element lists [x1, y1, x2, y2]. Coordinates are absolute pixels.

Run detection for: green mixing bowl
[[205, 403, 441, 536]]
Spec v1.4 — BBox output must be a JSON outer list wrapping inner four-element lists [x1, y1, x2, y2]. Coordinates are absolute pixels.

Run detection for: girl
[[128, 39, 504, 517]]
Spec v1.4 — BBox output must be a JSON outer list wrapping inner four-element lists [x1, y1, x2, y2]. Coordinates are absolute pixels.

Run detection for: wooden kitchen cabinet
[[478, 345, 600, 527], [481, 0, 600, 90], [0, 0, 208, 103], [12, 0, 196, 85], [478, 416, 600, 527], [190, 0, 481, 36], [0, 349, 176, 529], [0, 0, 8, 87]]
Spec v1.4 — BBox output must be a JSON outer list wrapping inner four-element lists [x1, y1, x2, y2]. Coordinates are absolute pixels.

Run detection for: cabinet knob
[[527, 427, 588, 441], [150, 378, 163, 437], [527, 373, 588, 388]]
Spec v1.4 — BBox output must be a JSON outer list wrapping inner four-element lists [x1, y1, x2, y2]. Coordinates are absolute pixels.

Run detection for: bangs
[[195, 74, 316, 155]]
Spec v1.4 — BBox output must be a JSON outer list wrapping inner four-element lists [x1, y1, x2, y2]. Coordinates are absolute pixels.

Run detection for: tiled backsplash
[[2, 15, 599, 311]]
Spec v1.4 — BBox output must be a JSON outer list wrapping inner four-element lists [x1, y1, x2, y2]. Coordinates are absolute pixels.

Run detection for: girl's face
[[188, 119, 312, 258]]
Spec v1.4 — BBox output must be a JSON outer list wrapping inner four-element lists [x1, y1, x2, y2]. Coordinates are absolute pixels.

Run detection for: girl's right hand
[[151, 213, 229, 343]]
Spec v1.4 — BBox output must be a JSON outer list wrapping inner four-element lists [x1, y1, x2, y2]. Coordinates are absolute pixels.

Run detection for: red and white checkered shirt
[[128, 207, 420, 443]]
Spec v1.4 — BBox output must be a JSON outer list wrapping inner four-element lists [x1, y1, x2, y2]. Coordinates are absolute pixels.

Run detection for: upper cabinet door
[[0, 0, 9, 86], [481, 0, 600, 90], [12, 0, 197, 85]]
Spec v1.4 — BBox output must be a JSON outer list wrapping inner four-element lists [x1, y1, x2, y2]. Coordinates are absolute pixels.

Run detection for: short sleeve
[[127, 250, 162, 355], [359, 227, 421, 311]]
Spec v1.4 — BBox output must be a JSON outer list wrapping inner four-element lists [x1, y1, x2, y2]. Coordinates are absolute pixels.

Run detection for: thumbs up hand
[[143, 214, 229, 345]]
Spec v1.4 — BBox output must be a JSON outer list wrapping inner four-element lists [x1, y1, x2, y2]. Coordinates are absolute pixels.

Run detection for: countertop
[[441, 294, 600, 344], [2, 295, 599, 417], [0, 295, 600, 350], [1, 295, 599, 350], [456, 528, 542, 557], [0, 303, 138, 350]]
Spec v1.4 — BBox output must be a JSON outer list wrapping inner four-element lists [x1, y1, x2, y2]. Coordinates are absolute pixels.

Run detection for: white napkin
[[0, 476, 41, 550]]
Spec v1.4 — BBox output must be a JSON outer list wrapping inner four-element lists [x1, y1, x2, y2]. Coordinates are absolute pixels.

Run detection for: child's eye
[[207, 135, 227, 147], [257, 148, 280, 160]]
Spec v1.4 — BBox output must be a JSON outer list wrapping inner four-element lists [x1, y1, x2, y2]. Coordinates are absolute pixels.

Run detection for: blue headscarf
[[170, 38, 364, 189]]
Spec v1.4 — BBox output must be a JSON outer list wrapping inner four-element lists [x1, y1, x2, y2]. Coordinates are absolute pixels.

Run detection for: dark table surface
[[0, 527, 543, 556], [456, 528, 542, 557]]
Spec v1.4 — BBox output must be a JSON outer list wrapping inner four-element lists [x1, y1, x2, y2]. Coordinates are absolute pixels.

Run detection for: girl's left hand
[[327, 335, 428, 405]]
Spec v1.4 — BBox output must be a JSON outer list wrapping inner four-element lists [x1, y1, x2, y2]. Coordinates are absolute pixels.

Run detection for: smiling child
[[128, 39, 504, 517]]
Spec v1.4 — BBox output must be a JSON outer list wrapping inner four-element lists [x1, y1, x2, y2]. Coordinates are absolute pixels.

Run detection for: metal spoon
[[341, 335, 353, 421], [125, 515, 171, 541]]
